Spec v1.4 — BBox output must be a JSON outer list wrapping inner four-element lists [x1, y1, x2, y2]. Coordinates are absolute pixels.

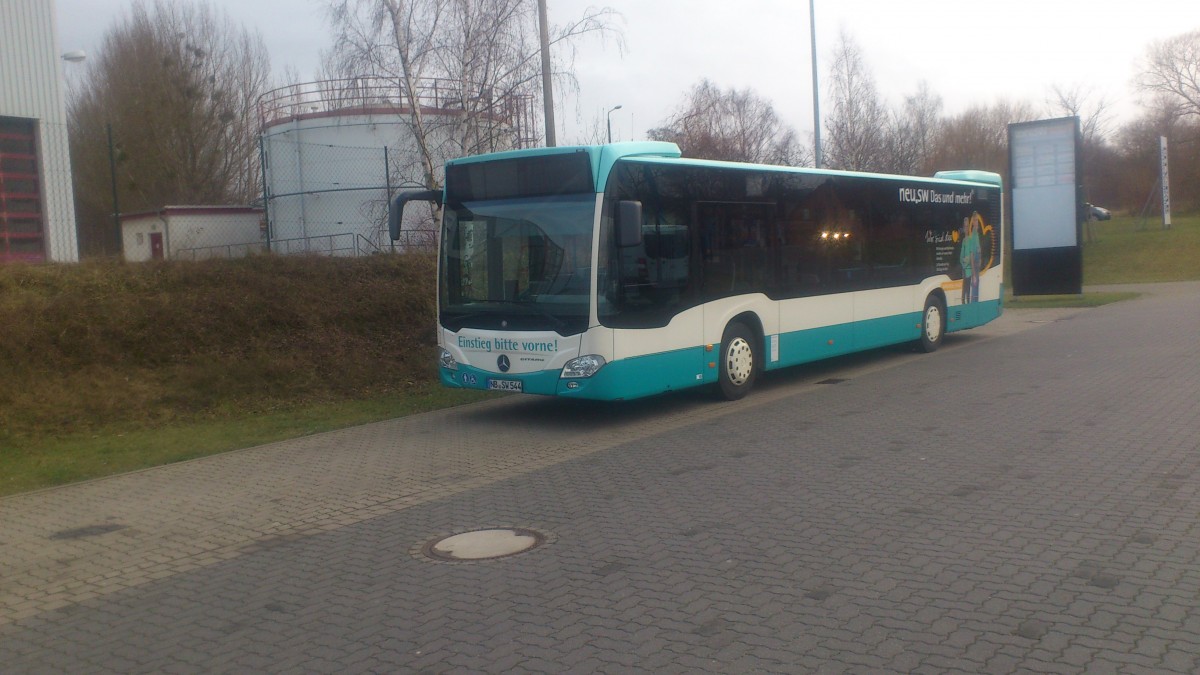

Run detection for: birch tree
[[325, 0, 621, 192]]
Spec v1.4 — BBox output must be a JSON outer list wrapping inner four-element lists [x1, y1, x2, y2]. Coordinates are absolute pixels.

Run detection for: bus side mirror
[[389, 189, 443, 241], [617, 200, 643, 248]]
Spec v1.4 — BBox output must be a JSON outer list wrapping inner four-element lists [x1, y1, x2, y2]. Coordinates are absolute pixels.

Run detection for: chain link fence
[[253, 77, 538, 260], [261, 137, 438, 258]]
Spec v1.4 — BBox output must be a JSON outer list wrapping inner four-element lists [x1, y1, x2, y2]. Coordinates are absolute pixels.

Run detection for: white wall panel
[[1, 0, 79, 262]]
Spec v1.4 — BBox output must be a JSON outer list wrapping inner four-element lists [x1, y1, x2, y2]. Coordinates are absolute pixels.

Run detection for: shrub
[[0, 254, 438, 436]]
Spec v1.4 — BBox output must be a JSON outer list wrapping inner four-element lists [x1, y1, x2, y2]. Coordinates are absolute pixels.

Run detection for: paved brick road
[[2, 283, 1198, 673]]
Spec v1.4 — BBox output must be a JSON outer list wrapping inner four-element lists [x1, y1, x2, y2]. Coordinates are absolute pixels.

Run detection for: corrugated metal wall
[[0, 0, 80, 262]]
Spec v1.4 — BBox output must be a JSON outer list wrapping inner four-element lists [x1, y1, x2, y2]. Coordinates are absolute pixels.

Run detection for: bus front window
[[441, 193, 596, 335]]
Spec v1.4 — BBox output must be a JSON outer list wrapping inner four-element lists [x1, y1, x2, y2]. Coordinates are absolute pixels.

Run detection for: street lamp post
[[607, 105, 623, 144]]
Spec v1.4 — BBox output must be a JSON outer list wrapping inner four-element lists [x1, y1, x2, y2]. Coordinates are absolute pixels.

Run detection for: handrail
[[175, 241, 265, 261], [268, 233, 356, 257], [355, 233, 383, 256], [257, 76, 536, 139], [175, 231, 437, 259], [389, 229, 438, 252]]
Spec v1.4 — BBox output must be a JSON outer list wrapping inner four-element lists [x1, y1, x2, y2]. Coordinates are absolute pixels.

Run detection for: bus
[[390, 142, 1003, 401]]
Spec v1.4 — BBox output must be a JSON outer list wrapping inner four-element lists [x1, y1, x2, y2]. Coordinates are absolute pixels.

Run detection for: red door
[[150, 232, 164, 259]]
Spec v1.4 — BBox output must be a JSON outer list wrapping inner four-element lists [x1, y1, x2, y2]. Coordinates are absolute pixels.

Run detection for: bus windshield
[[440, 193, 596, 335]]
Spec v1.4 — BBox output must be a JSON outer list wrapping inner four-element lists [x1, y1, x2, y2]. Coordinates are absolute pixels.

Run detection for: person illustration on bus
[[958, 215, 982, 304]]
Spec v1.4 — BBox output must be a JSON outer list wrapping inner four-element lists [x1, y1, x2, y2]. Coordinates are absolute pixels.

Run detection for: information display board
[[1008, 117, 1082, 295]]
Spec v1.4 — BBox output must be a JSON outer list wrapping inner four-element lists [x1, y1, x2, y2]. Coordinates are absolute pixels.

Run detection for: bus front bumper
[[440, 345, 713, 401]]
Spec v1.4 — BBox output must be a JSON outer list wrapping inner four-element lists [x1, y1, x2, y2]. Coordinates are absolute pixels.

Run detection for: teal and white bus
[[390, 142, 1003, 401]]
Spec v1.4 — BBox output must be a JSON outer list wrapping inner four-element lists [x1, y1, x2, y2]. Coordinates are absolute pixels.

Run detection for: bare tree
[[1047, 83, 1112, 145], [826, 35, 942, 176], [1046, 82, 1116, 219], [647, 79, 810, 166], [67, 0, 270, 256], [823, 31, 889, 172], [1138, 29, 1200, 120], [1114, 100, 1200, 213], [880, 81, 943, 175], [925, 99, 1037, 176], [325, 0, 621, 192]]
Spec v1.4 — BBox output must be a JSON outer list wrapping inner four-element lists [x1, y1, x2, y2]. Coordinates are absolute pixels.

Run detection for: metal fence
[[261, 138, 439, 257], [254, 76, 539, 260]]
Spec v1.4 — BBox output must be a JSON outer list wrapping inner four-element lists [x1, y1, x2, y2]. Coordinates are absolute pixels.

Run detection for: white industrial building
[[121, 206, 265, 262], [0, 0, 79, 263]]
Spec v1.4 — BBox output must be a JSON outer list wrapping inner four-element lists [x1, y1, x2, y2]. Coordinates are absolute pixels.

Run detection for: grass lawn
[[0, 386, 494, 497], [1083, 213, 1200, 284], [1006, 291, 1140, 309]]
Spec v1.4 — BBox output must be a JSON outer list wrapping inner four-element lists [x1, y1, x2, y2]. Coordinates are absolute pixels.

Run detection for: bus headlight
[[561, 354, 606, 379], [438, 348, 458, 370]]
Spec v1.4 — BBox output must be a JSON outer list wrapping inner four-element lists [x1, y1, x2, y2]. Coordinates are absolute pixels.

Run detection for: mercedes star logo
[[497, 354, 511, 372]]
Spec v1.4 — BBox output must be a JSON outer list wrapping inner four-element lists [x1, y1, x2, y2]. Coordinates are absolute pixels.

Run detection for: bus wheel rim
[[726, 338, 753, 386], [926, 305, 942, 342]]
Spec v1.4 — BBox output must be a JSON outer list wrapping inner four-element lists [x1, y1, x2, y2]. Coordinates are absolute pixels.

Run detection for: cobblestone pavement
[[2, 283, 1198, 673]]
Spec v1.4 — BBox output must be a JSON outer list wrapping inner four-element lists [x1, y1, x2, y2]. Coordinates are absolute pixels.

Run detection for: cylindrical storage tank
[[258, 78, 537, 256]]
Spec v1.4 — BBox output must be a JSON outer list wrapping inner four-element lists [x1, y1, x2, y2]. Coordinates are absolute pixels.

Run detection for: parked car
[[1087, 203, 1111, 221]]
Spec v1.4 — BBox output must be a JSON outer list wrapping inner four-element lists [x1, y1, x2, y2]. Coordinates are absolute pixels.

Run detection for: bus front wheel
[[718, 322, 758, 400], [918, 294, 945, 353]]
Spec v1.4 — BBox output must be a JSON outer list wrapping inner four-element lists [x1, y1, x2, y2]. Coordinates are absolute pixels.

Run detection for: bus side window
[[820, 207, 864, 292], [612, 202, 693, 318], [866, 212, 913, 285], [778, 204, 825, 297], [699, 202, 774, 298], [644, 222, 690, 290]]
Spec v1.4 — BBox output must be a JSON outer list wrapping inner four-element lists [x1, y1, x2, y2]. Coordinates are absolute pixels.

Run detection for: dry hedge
[[0, 254, 438, 435]]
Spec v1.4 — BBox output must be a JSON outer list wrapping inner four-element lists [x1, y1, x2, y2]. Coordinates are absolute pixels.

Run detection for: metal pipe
[[259, 134, 272, 252]]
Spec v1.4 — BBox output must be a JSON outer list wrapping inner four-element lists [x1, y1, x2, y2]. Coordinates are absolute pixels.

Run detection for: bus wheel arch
[[918, 291, 947, 353], [717, 313, 762, 400]]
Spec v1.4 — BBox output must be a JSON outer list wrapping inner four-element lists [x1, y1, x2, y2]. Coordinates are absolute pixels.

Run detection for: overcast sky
[[55, 0, 1194, 144]]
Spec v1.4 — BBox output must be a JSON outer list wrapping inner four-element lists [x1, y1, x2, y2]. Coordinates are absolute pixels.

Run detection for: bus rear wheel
[[918, 294, 945, 353], [718, 322, 758, 400]]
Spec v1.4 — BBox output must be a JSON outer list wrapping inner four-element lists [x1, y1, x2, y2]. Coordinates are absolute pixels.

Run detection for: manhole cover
[[423, 528, 546, 562]]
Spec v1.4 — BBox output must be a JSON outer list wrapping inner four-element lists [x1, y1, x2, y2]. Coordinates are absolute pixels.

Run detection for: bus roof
[[446, 142, 682, 193], [446, 143, 1002, 193]]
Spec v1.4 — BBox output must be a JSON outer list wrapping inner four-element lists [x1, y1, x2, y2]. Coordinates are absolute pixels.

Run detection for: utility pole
[[537, 0, 556, 147], [107, 123, 122, 255], [809, 0, 822, 168]]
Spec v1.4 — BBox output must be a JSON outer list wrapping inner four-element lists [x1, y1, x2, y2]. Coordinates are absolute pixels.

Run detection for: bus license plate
[[488, 379, 523, 392]]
